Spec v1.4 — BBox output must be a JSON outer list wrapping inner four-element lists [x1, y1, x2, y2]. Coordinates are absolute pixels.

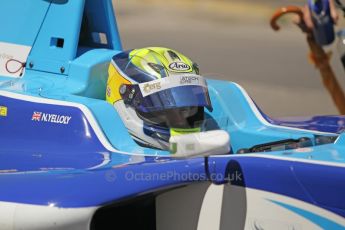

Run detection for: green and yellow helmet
[[106, 47, 212, 149], [106, 47, 201, 104], [128, 47, 198, 78]]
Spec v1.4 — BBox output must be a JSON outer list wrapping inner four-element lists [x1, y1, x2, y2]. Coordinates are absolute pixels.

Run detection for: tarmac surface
[[114, 0, 345, 117]]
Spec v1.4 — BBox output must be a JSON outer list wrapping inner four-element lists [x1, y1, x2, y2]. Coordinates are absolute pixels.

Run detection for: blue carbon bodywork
[[208, 141, 345, 217], [267, 115, 345, 133], [0, 156, 206, 208], [0, 0, 345, 228]]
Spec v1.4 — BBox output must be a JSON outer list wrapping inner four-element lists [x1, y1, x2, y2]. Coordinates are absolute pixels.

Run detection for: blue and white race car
[[0, 0, 344, 229]]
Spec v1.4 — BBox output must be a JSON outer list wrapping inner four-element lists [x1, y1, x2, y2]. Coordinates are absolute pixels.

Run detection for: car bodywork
[[0, 0, 345, 229]]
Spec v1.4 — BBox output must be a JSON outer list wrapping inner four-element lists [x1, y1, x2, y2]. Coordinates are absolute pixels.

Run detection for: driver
[[106, 47, 213, 149]]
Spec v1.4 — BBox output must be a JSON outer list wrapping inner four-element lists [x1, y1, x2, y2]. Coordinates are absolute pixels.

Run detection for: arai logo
[[169, 62, 191, 72]]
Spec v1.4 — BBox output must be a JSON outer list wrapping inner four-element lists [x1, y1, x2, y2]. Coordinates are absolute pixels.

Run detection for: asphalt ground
[[114, 0, 345, 117]]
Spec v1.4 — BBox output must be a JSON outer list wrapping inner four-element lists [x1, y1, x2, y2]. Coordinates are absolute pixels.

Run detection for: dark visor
[[121, 84, 213, 113]]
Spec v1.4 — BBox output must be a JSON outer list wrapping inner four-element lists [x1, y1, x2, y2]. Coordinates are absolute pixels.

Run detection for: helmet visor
[[138, 107, 203, 129], [121, 74, 213, 113]]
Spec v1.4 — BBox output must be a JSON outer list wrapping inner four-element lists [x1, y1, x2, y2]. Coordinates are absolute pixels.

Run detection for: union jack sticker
[[32, 112, 42, 121]]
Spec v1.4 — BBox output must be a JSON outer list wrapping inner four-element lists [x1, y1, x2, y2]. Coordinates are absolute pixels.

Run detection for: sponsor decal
[[0, 169, 17, 173], [139, 74, 206, 97], [180, 75, 200, 85], [0, 106, 8, 117], [143, 82, 162, 94], [0, 53, 13, 60], [294, 148, 313, 153], [32, 112, 72, 125], [169, 62, 191, 72], [186, 143, 195, 151], [106, 86, 111, 97]]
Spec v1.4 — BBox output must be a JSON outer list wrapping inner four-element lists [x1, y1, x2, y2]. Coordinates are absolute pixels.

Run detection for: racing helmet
[[106, 47, 213, 149]]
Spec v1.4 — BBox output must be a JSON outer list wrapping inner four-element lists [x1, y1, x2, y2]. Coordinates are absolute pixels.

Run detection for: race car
[[0, 0, 344, 229]]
